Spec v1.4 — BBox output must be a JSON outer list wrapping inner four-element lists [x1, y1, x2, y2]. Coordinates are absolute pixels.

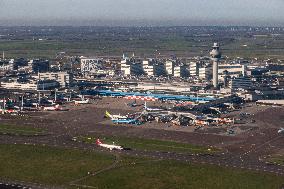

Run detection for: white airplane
[[96, 139, 124, 150], [43, 104, 61, 111], [73, 99, 90, 105], [278, 128, 284, 134], [144, 102, 166, 111]]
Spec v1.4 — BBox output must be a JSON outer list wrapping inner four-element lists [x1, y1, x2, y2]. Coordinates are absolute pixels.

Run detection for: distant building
[[218, 64, 246, 80], [199, 65, 212, 80], [0, 79, 59, 91], [120, 59, 143, 76], [13, 58, 29, 70], [38, 72, 71, 88], [0, 60, 13, 72], [173, 64, 189, 78], [210, 42, 222, 88], [165, 60, 174, 76], [229, 77, 252, 90], [30, 59, 50, 73], [80, 57, 100, 74], [189, 62, 199, 76], [143, 60, 166, 76], [143, 60, 154, 76]]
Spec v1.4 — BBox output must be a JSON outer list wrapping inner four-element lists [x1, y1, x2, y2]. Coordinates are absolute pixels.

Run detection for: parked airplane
[[96, 139, 124, 150], [112, 118, 140, 124], [0, 108, 19, 114], [278, 128, 284, 134], [105, 111, 128, 119], [214, 117, 233, 124], [194, 120, 209, 126], [144, 102, 166, 111], [73, 99, 90, 105], [43, 104, 62, 111]]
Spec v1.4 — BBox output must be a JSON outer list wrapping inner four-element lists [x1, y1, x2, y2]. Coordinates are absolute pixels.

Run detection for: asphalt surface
[[0, 100, 284, 188]]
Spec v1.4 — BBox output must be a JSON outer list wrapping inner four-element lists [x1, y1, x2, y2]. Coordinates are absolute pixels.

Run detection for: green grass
[[0, 144, 114, 187], [79, 159, 284, 189], [0, 124, 45, 136], [74, 135, 219, 154], [2, 35, 284, 59], [0, 144, 283, 189]]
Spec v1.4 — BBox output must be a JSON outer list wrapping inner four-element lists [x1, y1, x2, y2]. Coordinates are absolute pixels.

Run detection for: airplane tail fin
[[105, 111, 112, 118], [96, 139, 102, 145]]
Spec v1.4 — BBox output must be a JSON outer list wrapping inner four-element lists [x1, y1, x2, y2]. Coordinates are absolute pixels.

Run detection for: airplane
[[0, 108, 19, 114], [73, 99, 90, 105], [112, 118, 141, 125], [213, 117, 233, 124], [96, 139, 124, 150], [278, 128, 284, 134], [43, 104, 62, 111], [194, 119, 209, 126], [105, 111, 128, 120], [144, 102, 166, 112]]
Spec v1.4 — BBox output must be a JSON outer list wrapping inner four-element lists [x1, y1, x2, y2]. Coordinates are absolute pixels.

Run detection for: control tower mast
[[210, 43, 221, 88]]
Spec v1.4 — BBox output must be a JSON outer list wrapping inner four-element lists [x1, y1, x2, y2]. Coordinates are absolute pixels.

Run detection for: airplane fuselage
[[98, 143, 123, 150], [278, 128, 284, 134]]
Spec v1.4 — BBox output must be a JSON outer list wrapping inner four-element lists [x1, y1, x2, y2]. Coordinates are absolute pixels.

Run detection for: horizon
[[1, 0, 284, 27]]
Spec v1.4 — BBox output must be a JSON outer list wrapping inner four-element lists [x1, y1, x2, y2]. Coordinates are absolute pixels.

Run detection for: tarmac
[[0, 97, 283, 188]]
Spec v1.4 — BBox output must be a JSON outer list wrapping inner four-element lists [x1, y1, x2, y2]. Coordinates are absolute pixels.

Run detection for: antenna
[[2, 51, 4, 60]]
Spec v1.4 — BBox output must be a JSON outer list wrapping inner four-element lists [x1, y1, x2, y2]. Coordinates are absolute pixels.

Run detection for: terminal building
[[218, 64, 246, 80], [0, 79, 59, 91]]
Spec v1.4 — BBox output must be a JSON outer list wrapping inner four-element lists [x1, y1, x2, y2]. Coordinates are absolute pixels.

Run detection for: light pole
[[55, 88, 57, 102]]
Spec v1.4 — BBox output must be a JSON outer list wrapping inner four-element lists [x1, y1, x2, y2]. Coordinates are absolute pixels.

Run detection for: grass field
[[0, 144, 283, 189], [79, 160, 284, 189], [0, 144, 114, 187], [75, 135, 219, 154], [1, 35, 284, 59], [0, 124, 45, 136]]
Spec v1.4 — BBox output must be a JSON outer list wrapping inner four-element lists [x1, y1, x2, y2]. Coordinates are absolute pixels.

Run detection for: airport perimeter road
[[0, 134, 284, 176]]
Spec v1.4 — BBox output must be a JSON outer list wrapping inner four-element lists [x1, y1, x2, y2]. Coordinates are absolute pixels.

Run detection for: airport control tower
[[210, 42, 221, 88]]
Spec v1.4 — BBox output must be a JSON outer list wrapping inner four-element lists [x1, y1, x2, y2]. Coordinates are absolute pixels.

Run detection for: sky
[[0, 0, 283, 26]]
